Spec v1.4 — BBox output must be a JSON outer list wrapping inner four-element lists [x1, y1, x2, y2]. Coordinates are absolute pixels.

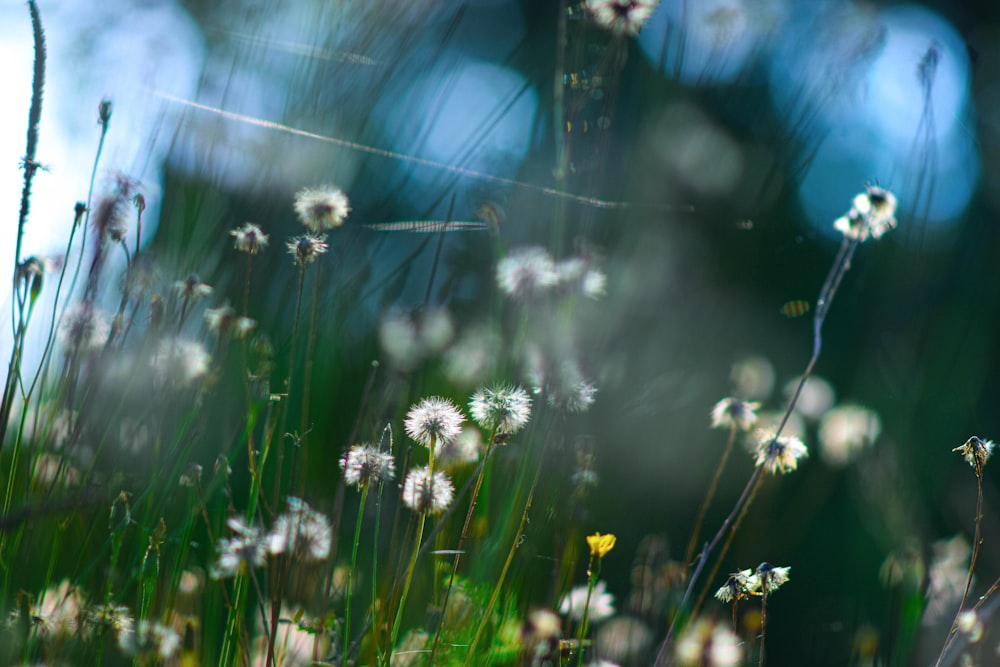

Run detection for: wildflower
[[753, 432, 808, 474], [340, 444, 396, 487], [714, 569, 755, 604], [267, 497, 332, 562], [437, 428, 483, 467], [587, 532, 617, 558], [10, 579, 85, 636], [953, 436, 994, 470], [401, 466, 455, 514], [548, 379, 598, 412], [710, 397, 760, 431], [287, 233, 329, 265], [294, 185, 351, 231], [84, 603, 134, 643], [675, 617, 743, 667], [118, 619, 181, 659], [173, 273, 213, 300], [560, 580, 615, 622], [755, 562, 791, 594], [231, 222, 269, 254], [210, 516, 269, 579], [496, 246, 558, 300], [586, 0, 660, 36], [833, 185, 898, 242], [469, 384, 532, 435], [404, 396, 464, 447], [819, 404, 882, 466], [60, 304, 110, 352], [205, 305, 256, 339]]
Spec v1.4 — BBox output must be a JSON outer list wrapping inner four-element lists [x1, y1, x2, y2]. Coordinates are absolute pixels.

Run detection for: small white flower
[[497, 247, 558, 300], [211, 516, 269, 579], [230, 222, 269, 254], [710, 398, 760, 431], [287, 234, 329, 265], [586, 0, 660, 36]]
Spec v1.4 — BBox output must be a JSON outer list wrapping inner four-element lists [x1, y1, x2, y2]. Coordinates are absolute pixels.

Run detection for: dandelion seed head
[[151, 338, 210, 386], [267, 497, 332, 562], [205, 305, 256, 340], [231, 222, 269, 254], [835, 185, 898, 242], [819, 404, 882, 466], [675, 617, 743, 667], [755, 563, 791, 593], [953, 436, 994, 470], [497, 246, 558, 300], [436, 428, 483, 467], [84, 603, 134, 644], [119, 619, 182, 660], [293, 185, 350, 231], [173, 274, 213, 300], [710, 397, 760, 431], [287, 233, 329, 265], [560, 580, 615, 622], [340, 444, 396, 487], [469, 384, 532, 435], [404, 396, 464, 447], [211, 517, 269, 578], [60, 304, 110, 352], [586, 0, 660, 36], [401, 466, 455, 514], [753, 432, 808, 474]]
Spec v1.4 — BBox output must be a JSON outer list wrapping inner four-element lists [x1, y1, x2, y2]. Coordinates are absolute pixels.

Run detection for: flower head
[[497, 246, 558, 300], [469, 384, 532, 435], [205, 305, 256, 339], [401, 466, 455, 514], [753, 432, 808, 474], [340, 444, 396, 487], [404, 396, 464, 447], [231, 222, 269, 254], [714, 569, 755, 604], [587, 532, 617, 559], [173, 274, 213, 301], [953, 436, 994, 470], [294, 186, 351, 231], [710, 398, 760, 431], [210, 516, 269, 578], [675, 617, 743, 667], [755, 562, 791, 594], [586, 0, 660, 36], [286, 233, 329, 265], [833, 185, 898, 242], [267, 497, 332, 562]]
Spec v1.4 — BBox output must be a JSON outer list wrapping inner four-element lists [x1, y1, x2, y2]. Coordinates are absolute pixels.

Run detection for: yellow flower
[[587, 532, 617, 559]]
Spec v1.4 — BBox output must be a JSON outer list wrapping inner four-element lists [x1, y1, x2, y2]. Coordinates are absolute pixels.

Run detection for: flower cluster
[[833, 185, 898, 242], [496, 246, 607, 301], [210, 516, 270, 579], [559, 580, 615, 622]]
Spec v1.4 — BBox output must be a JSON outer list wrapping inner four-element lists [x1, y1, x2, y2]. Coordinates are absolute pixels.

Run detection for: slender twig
[[683, 425, 738, 569]]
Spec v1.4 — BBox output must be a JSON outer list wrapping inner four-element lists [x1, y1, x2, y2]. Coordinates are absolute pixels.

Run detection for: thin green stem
[[343, 483, 370, 666], [575, 555, 599, 667]]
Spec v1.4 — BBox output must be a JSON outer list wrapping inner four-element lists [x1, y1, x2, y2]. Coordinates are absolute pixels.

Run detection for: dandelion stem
[[465, 455, 542, 665], [342, 483, 370, 666], [935, 463, 985, 667], [575, 554, 600, 667], [683, 425, 738, 569], [428, 429, 498, 661]]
